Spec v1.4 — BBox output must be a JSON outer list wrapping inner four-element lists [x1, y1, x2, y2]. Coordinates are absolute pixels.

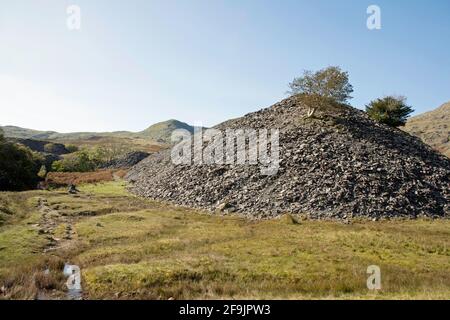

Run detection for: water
[[63, 264, 83, 300]]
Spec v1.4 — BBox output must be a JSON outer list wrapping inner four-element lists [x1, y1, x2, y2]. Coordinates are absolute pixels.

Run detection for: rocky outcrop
[[127, 97, 450, 220]]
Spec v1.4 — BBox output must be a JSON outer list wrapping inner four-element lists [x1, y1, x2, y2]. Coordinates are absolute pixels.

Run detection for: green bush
[[0, 130, 42, 191], [50, 145, 133, 173], [44, 143, 58, 154], [51, 150, 99, 172], [65, 144, 79, 153], [366, 96, 414, 127]]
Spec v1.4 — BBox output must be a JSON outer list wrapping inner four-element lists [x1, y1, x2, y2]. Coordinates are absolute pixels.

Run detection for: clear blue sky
[[1, 0, 449, 132]]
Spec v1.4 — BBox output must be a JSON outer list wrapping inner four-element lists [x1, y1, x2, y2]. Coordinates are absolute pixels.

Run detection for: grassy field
[[0, 181, 449, 300]]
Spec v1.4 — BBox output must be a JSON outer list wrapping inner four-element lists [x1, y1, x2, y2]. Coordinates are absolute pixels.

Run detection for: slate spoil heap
[[102, 151, 150, 169], [127, 97, 449, 219]]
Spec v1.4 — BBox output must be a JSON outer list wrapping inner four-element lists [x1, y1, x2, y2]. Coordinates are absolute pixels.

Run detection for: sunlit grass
[[1, 181, 449, 299]]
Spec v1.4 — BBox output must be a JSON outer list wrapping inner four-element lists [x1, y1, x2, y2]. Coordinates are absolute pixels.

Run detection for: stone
[[282, 214, 300, 225], [68, 184, 79, 194], [216, 202, 234, 212], [126, 97, 450, 220]]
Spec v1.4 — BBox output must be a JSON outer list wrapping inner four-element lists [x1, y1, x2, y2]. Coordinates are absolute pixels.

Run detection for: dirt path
[[32, 196, 83, 299], [36, 197, 78, 253]]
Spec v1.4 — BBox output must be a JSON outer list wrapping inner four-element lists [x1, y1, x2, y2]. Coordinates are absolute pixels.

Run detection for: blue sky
[[1, 0, 449, 132]]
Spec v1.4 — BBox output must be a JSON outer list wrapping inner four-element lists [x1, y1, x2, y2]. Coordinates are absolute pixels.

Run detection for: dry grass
[[57, 136, 163, 153], [0, 182, 151, 299], [76, 213, 450, 300], [402, 102, 450, 158], [0, 181, 449, 300], [0, 255, 67, 299]]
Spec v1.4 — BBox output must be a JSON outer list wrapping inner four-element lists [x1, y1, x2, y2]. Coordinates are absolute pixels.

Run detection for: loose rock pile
[[101, 151, 150, 169], [127, 97, 450, 219]]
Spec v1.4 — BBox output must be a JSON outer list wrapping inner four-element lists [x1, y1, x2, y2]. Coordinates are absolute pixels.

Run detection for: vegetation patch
[[1, 182, 449, 300], [46, 170, 127, 187]]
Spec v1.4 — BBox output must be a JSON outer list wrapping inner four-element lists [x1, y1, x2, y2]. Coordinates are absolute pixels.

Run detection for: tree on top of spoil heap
[[288, 66, 354, 118], [366, 96, 414, 127]]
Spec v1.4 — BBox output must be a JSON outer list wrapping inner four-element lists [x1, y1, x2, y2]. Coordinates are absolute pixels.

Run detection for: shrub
[[50, 146, 134, 173], [65, 144, 79, 153], [51, 151, 97, 172], [366, 96, 414, 127], [44, 143, 58, 154], [0, 138, 41, 191], [91, 144, 133, 163], [288, 66, 353, 117]]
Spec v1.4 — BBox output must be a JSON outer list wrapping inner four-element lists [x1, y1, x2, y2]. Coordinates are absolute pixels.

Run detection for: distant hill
[[0, 125, 137, 141], [1, 126, 57, 140], [402, 102, 450, 158], [1, 119, 196, 147], [138, 120, 195, 143]]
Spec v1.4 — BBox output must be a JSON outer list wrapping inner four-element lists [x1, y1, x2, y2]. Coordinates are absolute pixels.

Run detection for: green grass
[[78, 181, 130, 196], [75, 212, 450, 299], [0, 181, 449, 299], [0, 192, 48, 268]]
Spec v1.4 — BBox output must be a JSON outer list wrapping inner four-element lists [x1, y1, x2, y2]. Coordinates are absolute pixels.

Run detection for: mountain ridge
[[0, 119, 196, 144]]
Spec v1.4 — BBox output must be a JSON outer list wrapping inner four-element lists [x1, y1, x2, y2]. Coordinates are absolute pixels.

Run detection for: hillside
[[1, 120, 195, 143], [6, 138, 70, 156], [0, 126, 56, 140], [1, 119, 195, 152], [138, 120, 195, 143], [402, 102, 450, 158], [128, 97, 450, 219], [0, 126, 136, 141]]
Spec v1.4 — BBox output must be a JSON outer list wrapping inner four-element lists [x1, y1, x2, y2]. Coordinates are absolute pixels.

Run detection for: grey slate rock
[[126, 97, 450, 220]]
